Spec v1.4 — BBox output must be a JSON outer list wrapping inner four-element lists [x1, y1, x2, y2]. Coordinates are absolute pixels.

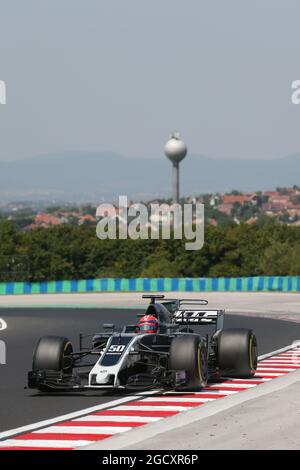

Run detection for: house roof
[[223, 194, 256, 204]]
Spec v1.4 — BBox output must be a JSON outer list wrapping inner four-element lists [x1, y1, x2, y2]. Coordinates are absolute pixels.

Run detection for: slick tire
[[169, 335, 208, 389], [217, 328, 257, 378], [32, 336, 73, 373]]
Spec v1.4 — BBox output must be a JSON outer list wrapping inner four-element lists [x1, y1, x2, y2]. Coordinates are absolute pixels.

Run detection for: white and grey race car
[[27, 295, 258, 392]]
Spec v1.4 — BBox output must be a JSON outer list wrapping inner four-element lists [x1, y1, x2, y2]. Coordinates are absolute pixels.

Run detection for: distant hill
[[0, 151, 300, 202]]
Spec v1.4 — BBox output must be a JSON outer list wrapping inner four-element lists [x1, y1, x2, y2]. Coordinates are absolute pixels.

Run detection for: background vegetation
[[0, 221, 299, 281]]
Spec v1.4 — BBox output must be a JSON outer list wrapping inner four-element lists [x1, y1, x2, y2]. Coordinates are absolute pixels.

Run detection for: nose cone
[[164, 134, 187, 164]]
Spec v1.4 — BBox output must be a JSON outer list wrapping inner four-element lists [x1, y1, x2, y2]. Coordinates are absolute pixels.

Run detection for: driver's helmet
[[137, 314, 159, 334]]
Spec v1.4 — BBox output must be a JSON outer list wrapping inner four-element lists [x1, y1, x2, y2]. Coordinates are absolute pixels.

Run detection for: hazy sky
[[0, 1, 300, 161]]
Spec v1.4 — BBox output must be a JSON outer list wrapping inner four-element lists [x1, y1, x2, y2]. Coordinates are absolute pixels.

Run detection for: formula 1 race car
[[27, 295, 258, 392]]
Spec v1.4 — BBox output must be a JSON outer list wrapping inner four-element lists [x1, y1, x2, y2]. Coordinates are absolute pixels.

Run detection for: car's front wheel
[[32, 336, 73, 374], [169, 335, 208, 389]]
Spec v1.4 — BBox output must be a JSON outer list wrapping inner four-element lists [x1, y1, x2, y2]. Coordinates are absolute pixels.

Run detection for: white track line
[[255, 372, 284, 377], [208, 383, 258, 389], [0, 439, 92, 449], [113, 405, 192, 411], [258, 362, 298, 365], [141, 397, 215, 403], [0, 318, 7, 331], [259, 368, 296, 371], [258, 341, 300, 360], [34, 425, 131, 435], [73, 415, 162, 423]]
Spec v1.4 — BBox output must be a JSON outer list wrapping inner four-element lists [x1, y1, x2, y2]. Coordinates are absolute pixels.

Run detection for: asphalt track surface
[[1, 308, 300, 433]]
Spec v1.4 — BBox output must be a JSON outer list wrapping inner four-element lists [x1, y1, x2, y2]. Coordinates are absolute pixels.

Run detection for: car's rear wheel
[[217, 328, 257, 378], [32, 336, 73, 374], [169, 335, 208, 389]]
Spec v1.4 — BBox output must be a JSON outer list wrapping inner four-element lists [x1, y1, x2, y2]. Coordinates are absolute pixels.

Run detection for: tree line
[[0, 221, 300, 281]]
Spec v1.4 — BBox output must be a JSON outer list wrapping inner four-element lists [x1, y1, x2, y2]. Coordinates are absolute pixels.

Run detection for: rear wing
[[171, 299, 224, 330], [142, 295, 225, 330]]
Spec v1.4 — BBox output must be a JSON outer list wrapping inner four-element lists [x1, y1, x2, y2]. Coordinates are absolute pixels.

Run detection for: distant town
[[1, 185, 300, 230]]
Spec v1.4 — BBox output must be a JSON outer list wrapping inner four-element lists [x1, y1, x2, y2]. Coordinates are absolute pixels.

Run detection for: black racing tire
[[32, 336, 73, 374], [217, 328, 257, 378], [169, 335, 208, 389]]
